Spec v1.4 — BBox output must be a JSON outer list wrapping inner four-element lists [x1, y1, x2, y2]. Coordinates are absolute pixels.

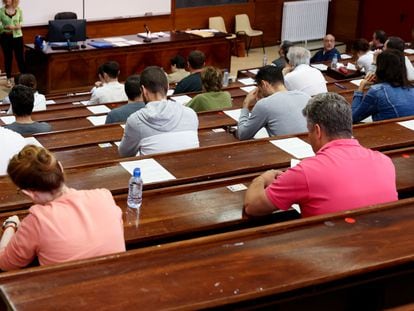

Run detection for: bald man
[[310, 34, 341, 63]]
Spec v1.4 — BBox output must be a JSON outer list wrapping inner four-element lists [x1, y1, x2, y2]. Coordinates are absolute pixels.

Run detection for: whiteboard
[[20, 0, 83, 26], [85, 0, 171, 21]]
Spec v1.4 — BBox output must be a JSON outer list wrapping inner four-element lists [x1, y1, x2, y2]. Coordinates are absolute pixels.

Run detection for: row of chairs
[[209, 14, 265, 56]]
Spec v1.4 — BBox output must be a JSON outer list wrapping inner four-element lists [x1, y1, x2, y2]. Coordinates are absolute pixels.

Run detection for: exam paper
[[0, 116, 15, 124], [87, 115, 107, 126], [346, 63, 357, 71], [105, 37, 128, 43], [270, 137, 315, 159], [248, 69, 259, 75], [170, 95, 192, 105], [240, 86, 256, 93], [238, 78, 256, 85], [223, 109, 269, 139], [350, 79, 363, 87], [397, 120, 414, 131], [404, 49, 414, 54], [46, 100, 56, 105], [120, 158, 176, 184], [311, 64, 328, 71], [341, 54, 352, 59], [167, 89, 174, 96], [86, 105, 111, 114]]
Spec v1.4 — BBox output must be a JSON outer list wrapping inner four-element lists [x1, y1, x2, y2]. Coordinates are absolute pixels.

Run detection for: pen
[[334, 82, 347, 90]]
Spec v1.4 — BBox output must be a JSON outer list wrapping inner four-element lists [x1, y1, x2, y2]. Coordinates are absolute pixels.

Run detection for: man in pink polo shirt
[[244, 92, 398, 218]]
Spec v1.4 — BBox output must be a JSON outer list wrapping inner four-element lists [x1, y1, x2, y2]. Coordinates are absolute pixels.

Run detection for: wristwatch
[[2, 220, 17, 230]]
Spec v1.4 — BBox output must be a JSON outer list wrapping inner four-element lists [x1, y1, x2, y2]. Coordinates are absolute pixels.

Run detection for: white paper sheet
[[346, 63, 357, 71], [80, 100, 89, 105], [120, 158, 176, 184], [74, 91, 91, 96], [24, 137, 43, 147], [105, 37, 128, 43], [113, 42, 129, 47], [248, 69, 259, 75], [87, 115, 107, 126], [126, 40, 142, 45], [114, 141, 121, 146], [46, 100, 56, 105], [341, 54, 352, 59], [212, 128, 225, 133], [120, 124, 125, 129], [350, 79, 363, 87], [167, 89, 174, 96], [98, 143, 113, 148], [0, 116, 15, 124], [404, 49, 414, 54], [397, 120, 414, 131], [240, 86, 256, 93], [86, 105, 111, 114], [238, 78, 256, 85], [311, 64, 328, 71], [270, 137, 315, 159], [290, 159, 301, 168], [223, 109, 268, 139], [170, 95, 192, 105]]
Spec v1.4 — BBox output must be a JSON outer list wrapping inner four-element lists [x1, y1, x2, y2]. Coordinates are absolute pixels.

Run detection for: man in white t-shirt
[[283, 46, 327, 96], [0, 127, 26, 175], [88, 61, 128, 105]]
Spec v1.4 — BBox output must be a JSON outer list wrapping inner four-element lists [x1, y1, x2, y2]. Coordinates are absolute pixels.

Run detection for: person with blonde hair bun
[[0, 145, 125, 271], [186, 66, 232, 112]]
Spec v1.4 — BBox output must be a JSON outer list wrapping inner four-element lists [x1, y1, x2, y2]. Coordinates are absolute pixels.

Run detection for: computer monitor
[[48, 19, 86, 43]]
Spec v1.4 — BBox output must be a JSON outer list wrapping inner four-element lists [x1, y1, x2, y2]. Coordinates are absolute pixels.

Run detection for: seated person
[[186, 66, 232, 112], [244, 92, 397, 218], [352, 49, 414, 123], [5, 73, 47, 113], [105, 75, 145, 124], [167, 55, 190, 84], [237, 65, 309, 140], [173, 50, 205, 94], [272, 40, 293, 69], [0, 127, 26, 175], [352, 38, 373, 73], [370, 29, 387, 51], [88, 61, 128, 105], [371, 36, 414, 81], [4, 85, 51, 135], [119, 66, 199, 156], [283, 46, 327, 96], [0, 145, 125, 271], [310, 34, 341, 63]]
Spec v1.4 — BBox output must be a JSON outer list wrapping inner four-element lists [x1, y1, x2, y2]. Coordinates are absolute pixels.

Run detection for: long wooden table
[[1, 119, 413, 212], [25, 32, 231, 95], [1, 198, 414, 310]]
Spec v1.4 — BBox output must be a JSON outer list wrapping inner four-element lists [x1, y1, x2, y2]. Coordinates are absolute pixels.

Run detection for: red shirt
[[265, 139, 398, 217]]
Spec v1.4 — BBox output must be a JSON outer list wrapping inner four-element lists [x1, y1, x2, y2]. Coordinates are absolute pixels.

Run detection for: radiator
[[281, 0, 330, 43]]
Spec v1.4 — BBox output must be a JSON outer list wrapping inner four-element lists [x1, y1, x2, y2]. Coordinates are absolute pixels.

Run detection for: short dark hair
[[302, 92, 352, 138], [374, 30, 387, 44], [9, 85, 35, 116], [352, 38, 370, 53], [376, 49, 412, 88], [124, 75, 141, 101], [98, 61, 120, 79], [255, 65, 284, 86], [201, 66, 222, 92], [18, 73, 38, 90], [170, 55, 186, 69], [386, 36, 405, 52], [280, 40, 294, 56], [188, 50, 205, 70], [140, 66, 168, 96]]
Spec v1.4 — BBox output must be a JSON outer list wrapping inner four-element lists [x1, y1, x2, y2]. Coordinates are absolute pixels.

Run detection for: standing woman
[[0, 0, 25, 87]]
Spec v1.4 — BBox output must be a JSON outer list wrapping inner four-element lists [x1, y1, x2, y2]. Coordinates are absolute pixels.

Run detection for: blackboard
[[176, 0, 248, 9]]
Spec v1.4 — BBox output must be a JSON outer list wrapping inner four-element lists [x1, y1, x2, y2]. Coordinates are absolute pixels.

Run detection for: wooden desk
[[1, 198, 414, 310], [25, 32, 231, 95], [1, 121, 413, 212]]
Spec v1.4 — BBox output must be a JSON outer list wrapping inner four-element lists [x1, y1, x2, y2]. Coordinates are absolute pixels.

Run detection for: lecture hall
[[0, 0, 414, 309]]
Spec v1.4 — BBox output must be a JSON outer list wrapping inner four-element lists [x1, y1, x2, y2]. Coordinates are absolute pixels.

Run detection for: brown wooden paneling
[[254, 0, 284, 46], [327, 0, 361, 49]]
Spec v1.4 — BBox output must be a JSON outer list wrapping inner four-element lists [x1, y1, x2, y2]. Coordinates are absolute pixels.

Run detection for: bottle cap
[[133, 167, 141, 177]]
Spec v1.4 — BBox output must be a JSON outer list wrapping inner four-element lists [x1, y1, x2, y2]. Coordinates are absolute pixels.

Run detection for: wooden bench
[[1, 198, 414, 310]]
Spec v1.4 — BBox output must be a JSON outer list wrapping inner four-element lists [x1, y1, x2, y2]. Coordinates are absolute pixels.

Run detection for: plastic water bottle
[[222, 69, 229, 87], [262, 54, 268, 66], [127, 168, 143, 209], [331, 54, 338, 69]]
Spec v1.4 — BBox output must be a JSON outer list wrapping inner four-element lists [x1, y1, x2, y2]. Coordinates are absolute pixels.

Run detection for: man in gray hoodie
[[118, 66, 199, 157]]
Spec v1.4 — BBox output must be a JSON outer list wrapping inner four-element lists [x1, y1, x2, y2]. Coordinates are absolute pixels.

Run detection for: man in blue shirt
[[310, 34, 341, 63]]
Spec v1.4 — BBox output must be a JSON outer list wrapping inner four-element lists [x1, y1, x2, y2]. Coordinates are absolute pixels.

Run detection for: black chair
[[54, 12, 77, 20]]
